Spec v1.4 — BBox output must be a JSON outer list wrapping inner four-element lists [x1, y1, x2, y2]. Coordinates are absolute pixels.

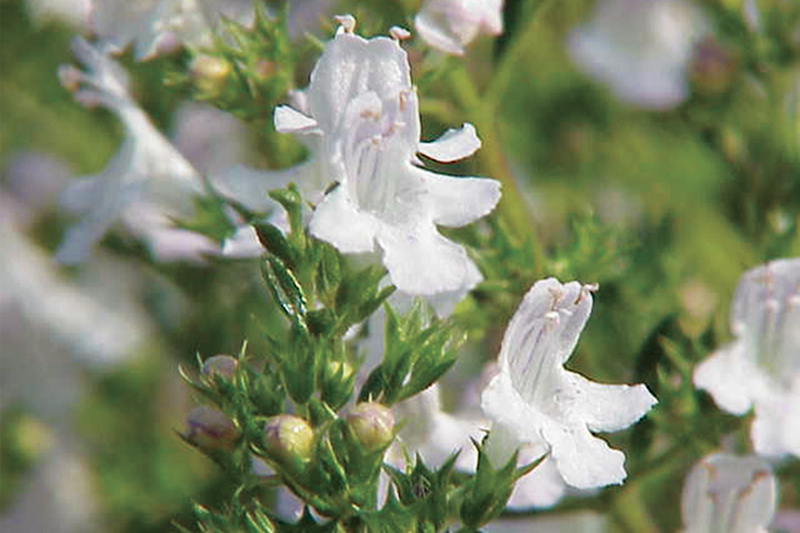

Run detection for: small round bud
[[190, 54, 232, 96], [346, 402, 395, 452], [184, 406, 239, 451], [263, 415, 314, 464], [201, 355, 238, 379], [254, 60, 277, 81], [690, 38, 737, 97]]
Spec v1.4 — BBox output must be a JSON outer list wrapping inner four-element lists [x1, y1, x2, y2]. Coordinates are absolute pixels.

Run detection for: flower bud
[[190, 54, 232, 96], [690, 37, 737, 97], [262, 415, 314, 464], [184, 406, 239, 451], [201, 354, 238, 380], [346, 402, 395, 452]]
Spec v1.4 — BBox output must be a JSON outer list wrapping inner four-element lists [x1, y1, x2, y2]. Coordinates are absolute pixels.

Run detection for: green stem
[[611, 485, 659, 533], [486, 0, 558, 110], [446, 65, 535, 244]]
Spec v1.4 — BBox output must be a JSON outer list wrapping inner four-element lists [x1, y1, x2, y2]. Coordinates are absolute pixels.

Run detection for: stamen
[[334, 14, 356, 34], [390, 26, 411, 41]]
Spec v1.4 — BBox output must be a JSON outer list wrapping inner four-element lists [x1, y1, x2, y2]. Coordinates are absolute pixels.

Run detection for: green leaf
[[255, 222, 295, 266]]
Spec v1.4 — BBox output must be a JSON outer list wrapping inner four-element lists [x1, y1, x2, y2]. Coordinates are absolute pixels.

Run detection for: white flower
[[414, 0, 504, 56], [567, 0, 708, 109], [681, 453, 776, 533], [481, 278, 657, 489], [390, 384, 484, 472], [90, 0, 254, 60], [56, 37, 212, 264], [275, 18, 501, 297], [693, 258, 800, 458], [26, 0, 91, 29]]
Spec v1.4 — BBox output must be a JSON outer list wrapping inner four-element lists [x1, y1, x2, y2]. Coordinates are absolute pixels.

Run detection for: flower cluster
[[40, 0, 800, 530]]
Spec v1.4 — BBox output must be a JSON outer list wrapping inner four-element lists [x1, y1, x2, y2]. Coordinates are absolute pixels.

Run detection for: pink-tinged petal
[[563, 372, 657, 433], [376, 220, 482, 296], [274, 105, 319, 134], [419, 169, 500, 228], [693, 342, 760, 415], [418, 123, 481, 162], [310, 186, 378, 254], [541, 421, 627, 490]]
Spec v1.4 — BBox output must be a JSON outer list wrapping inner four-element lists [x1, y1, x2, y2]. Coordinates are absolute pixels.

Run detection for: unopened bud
[[346, 402, 394, 452], [201, 354, 238, 379], [255, 60, 277, 81], [690, 37, 737, 96], [191, 55, 232, 96], [185, 406, 239, 450], [263, 415, 314, 464]]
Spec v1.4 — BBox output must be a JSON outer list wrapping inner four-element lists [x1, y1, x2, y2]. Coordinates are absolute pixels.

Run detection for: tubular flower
[[276, 17, 501, 296], [414, 0, 504, 56], [693, 258, 800, 458], [481, 278, 657, 489], [681, 453, 776, 533], [56, 38, 213, 264], [567, 0, 708, 109], [90, 0, 254, 60]]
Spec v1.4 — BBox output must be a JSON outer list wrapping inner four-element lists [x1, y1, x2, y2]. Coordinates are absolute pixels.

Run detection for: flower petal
[[418, 168, 501, 228], [507, 456, 567, 510], [498, 279, 593, 403], [214, 163, 299, 213], [418, 123, 481, 163], [414, 10, 467, 56], [306, 32, 412, 134], [376, 219, 482, 295], [562, 371, 657, 433], [750, 377, 800, 458], [541, 420, 627, 489], [681, 453, 777, 533], [274, 105, 319, 134], [310, 185, 378, 254], [693, 342, 761, 415]]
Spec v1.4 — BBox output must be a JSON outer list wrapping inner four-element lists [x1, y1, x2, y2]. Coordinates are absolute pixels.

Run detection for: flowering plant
[[2, 0, 798, 532]]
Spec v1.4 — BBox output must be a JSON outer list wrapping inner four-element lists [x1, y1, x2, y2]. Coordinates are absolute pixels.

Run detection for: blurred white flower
[[90, 0, 254, 60], [275, 17, 501, 296], [681, 453, 776, 533], [481, 278, 657, 489], [390, 384, 484, 472], [693, 258, 800, 458], [25, 0, 91, 29], [414, 0, 504, 55], [56, 38, 215, 264], [567, 0, 708, 109]]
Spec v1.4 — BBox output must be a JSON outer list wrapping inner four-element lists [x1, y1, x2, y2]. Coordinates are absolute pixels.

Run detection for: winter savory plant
[[40, 0, 799, 532]]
